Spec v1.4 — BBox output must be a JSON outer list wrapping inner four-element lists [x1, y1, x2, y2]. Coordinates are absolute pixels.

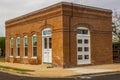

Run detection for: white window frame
[[32, 34, 37, 58], [16, 37, 20, 58], [10, 38, 13, 57], [24, 36, 28, 58]]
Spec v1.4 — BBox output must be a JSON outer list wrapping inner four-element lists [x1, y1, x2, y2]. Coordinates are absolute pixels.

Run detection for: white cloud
[[0, 0, 120, 37]]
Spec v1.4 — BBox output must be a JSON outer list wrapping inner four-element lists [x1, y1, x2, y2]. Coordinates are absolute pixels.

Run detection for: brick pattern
[[5, 2, 113, 67]]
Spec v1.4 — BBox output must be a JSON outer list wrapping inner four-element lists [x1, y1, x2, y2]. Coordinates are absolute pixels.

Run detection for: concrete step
[[39, 63, 53, 68]]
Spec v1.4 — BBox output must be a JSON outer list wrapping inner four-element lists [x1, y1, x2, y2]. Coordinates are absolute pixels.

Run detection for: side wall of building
[[62, 4, 113, 67]]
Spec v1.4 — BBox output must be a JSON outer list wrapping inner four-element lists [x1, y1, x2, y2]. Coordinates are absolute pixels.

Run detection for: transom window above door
[[77, 27, 90, 36], [42, 28, 52, 36]]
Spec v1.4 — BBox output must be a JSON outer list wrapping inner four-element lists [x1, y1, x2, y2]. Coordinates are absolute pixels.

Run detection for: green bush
[[0, 37, 5, 56]]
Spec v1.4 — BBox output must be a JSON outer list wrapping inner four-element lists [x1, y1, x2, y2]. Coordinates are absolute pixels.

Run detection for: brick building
[[5, 2, 113, 67]]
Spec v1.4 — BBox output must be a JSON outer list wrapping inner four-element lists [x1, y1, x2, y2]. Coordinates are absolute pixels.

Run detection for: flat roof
[[6, 2, 112, 23]]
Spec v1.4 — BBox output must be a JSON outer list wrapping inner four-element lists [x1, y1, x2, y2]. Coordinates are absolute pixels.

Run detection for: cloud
[[0, 0, 120, 37]]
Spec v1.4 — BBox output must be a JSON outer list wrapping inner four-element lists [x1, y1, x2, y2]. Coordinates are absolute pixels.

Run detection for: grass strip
[[0, 60, 5, 62], [0, 65, 35, 72]]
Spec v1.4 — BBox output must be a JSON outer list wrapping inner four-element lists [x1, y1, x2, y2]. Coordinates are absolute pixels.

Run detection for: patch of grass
[[0, 65, 35, 72], [0, 56, 5, 58], [0, 59, 5, 62]]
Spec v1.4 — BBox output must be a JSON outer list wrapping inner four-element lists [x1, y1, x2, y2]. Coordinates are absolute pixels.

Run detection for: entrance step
[[40, 64, 53, 68]]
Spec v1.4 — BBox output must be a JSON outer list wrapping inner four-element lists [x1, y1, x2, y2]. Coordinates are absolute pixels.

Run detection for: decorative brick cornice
[[6, 2, 112, 28]]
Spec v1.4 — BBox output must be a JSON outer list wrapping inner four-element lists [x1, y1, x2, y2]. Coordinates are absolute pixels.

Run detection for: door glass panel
[[49, 37, 52, 49], [84, 47, 89, 51], [44, 38, 47, 49], [78, 39, 82, 44], [78, 47, 82, 51], [84, 39, 88, 44], [85, 55, 89, 59], [78, 55, 82, 60]]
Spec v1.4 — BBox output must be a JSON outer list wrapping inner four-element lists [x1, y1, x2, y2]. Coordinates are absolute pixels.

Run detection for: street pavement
[[0, 71, 119, 80]]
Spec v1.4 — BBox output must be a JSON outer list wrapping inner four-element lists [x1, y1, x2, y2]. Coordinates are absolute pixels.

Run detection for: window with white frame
[[32, 35, 37, 57], [10, 38, 14, 56], [16, 37, 20, 57], [24, 36, 28, 57]]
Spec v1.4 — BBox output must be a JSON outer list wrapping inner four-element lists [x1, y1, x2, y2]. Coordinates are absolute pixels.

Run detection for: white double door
[[42, 37, 52, 63], [77, 36, 91, 64]]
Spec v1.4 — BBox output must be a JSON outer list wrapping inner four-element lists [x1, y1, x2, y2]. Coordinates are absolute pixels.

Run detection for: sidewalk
[[66, 64, 120, 75], [0, 62, 120, 78]]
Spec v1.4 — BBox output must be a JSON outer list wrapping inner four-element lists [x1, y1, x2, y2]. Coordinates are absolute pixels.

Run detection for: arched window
[[42, 28, 52, 36], [24, 36, 28, 57], [32, 34, 37, 58], [10, 38, 14, 57], [16, 37, 20, 57]]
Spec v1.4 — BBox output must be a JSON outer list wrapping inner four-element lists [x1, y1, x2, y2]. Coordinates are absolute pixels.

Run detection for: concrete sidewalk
[[66, 68, 114, 74], [0, 62, 120, 77], [66, 64, 120, 75]]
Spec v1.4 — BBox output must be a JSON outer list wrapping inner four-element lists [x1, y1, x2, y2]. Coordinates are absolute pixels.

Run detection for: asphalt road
[[0, 71, 119, 80]]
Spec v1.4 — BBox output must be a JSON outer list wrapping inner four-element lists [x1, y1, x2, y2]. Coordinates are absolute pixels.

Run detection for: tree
[[112, 11, 120, 43], [0, 37, 5, 56]]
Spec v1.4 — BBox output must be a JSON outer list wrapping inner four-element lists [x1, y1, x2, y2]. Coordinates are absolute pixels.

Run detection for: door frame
[[42, 28, 52, 63], [77, 27, 91, 65]]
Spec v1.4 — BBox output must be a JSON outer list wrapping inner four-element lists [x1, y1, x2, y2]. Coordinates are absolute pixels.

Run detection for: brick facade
[[5, 2, 113, 68]]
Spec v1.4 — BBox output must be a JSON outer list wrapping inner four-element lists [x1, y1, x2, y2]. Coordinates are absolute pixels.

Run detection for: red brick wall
[[5, 2, 113, 67], [62, 3, 113, 67]]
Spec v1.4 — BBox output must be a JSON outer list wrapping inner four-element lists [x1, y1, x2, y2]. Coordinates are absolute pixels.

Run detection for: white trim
[[16, 37, 20, 58], [77, 27, 89, 29], [32, 34, 37, 58], [9, 56, 13, 57], [31, 57, 37, 59], [16, 56, 20, 58], [23, 56, 28, 58]]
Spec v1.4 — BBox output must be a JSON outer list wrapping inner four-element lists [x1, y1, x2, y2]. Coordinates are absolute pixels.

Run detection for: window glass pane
[[83, 30, 88, 34], [78, 55, 82, 60], [77, 29, 82, 34], [49, 38, 52, 48], [11, 48, 13, 56], [84, 47, 89, 51], [78, 47, 82, 51], [78, 39, 82, 44], [33, 47, 37, 57], [84, 39, 89, 44], [85, 55, 89, 59], [10, 38, 14, 48], [24, 37, 28, 46], [17, 38, 20, 47], [17, 48, 20, 56], [33, 35, 37, 46], [25, 47, 28, 56], [43, 30, 51, 35], [77, 29, 88, 35], [44, 38, 47, 49]]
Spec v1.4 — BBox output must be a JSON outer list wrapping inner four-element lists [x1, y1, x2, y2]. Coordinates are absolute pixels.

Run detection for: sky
[[0, 0, 120, 37]]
